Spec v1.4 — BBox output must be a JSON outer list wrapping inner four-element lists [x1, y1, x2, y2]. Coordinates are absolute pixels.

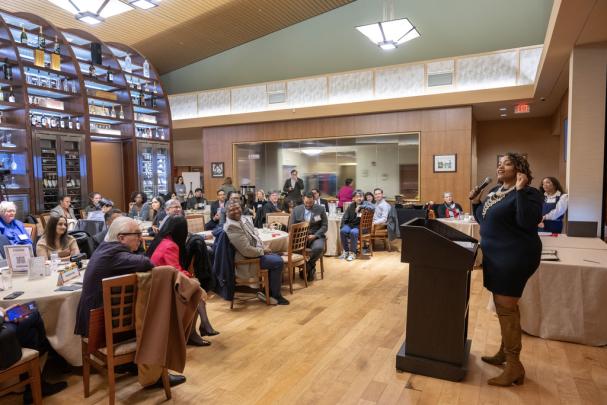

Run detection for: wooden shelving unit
[[0, 8, 172, 215]]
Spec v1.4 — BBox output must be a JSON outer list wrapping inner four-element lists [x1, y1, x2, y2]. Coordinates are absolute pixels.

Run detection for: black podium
[[396, 218, 478, 381]]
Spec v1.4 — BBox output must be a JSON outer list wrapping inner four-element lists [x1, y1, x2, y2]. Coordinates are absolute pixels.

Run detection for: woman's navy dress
[[473, 186, 543, 297]]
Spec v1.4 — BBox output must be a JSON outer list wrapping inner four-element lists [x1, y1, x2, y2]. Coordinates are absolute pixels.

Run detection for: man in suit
[[311, 188, 329, 212], [260, 191, 282, 226], [282, 169, 304, 206], [289, 192, 328, 282], [224, 200, 289, 305], [205, 189, 226, 230]]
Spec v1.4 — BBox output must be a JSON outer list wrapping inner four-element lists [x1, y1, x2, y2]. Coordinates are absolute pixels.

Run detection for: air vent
[[267, 82, 287, 104], [428, 72, 453, 87], [268, 92, 287, 104]]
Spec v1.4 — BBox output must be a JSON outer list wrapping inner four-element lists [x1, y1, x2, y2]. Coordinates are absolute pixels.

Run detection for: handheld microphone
[[469, 177, 492, 200]]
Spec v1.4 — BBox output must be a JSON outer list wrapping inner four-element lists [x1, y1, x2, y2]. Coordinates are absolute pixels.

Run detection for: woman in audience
[[364, 192, 375, 205], [538, 176, 568, 233], [50, 195, 76, 220], [436, 192, 463, 219], [146, 216, 219, 346], [36, 215, 80, 259], [174, 176, 187, 204], [252, 189, 267, 228], [148, 196, 165, 223], [0, 201, 31, 245], [470, 153, 542, 387], [84, 192, 102, 215], [336, 178, 354, 208], [128, 191, 150, 220], [221, 177, 237, 194]]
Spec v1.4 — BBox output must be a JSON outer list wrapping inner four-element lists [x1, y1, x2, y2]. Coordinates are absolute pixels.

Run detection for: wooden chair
[[81, 274, 171, 405], [38, 212, 50, 230], [231, 258, 269, 309], [371, 223, 391, 251], [357, 209, 374, 257], [266, 212, 290, 229], [79, 209, 86, 220], [186, 214, 205, 233], [0, 348, 42, 405], [305, 242, 327, 280], [24, 223, 37, 242], [283, 222, 309, 294]]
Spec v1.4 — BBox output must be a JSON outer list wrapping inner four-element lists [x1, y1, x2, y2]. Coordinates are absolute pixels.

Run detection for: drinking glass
[[263, 223, 269, 230], [1, 267, 12, 290], [50, 252, 60, 272]]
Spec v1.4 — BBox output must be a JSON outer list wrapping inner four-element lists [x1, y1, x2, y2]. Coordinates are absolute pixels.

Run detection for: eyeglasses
[[118, 232, 142, 237]]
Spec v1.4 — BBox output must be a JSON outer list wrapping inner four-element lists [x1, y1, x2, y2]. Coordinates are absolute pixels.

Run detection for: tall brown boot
[[487, 304, 525, 386], [481, 341, 505, 366]]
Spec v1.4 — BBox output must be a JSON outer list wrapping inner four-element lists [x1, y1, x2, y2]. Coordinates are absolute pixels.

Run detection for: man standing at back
[[283, 169, 304, 206], [289, 192, 327, 282]]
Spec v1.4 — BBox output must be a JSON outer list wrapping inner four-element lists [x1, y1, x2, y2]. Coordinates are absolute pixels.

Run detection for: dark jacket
[[211, 229, 235, 300], [436, 202, 464, 218], [185, 235, 214, 291], [282, 177, 304, 203], [186, 197, 206, 210], [315, 198, 329, 212], [259, 202, 281, 226], [74, 242, 153, 336], [341, 202, 363, 228], [289, 204, 328, 239], [253, 200, 267, 228]]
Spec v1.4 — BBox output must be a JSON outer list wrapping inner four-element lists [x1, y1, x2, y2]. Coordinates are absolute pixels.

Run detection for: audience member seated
[[340, 191, 370, 261], [252, 189, 267, 228], [92, 208, 124, 248], [86, 198, 114, 222], [364, 192, 375, 205], [259, 191, 282, 228], [539, 176, 569, 233], [35, 215, 80, 259], [436, 192, 463, 219], [372, 188, 390, 226], [0, 201, 32, 245], [84, 192, 102, 215], [128, 191, 150, 220], [283, 198, 296, 214], [289, 192, 328, 282], [159, 199, 183, 230], [50, 195, 76, 220], [205, 190, 226, 230], [311, 188, 329, 212], [337, 178, 354, 209], [0, 305, 67, 403], [220, 177, 237, 194], [146, 216, 219, 346], [218, 191, 248, 228], [186, 188, 206, 210], [224, 201, 289, 305]]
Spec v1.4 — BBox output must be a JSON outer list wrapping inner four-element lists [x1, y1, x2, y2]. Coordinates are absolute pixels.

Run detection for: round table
[[0, 268, 85, 366]]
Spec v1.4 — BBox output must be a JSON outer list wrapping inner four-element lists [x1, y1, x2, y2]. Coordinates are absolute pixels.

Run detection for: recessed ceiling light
[[500, 114, 507, 118], [499, 107, 507, 111]]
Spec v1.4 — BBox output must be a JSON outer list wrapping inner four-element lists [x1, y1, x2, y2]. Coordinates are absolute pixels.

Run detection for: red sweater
[[150, 237, 190, 277]]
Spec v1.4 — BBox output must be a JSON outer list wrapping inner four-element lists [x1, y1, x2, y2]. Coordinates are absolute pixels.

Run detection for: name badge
[[314, 215, 321, 222], [57, 266, 80, 286], [18, 234, 29, 240]]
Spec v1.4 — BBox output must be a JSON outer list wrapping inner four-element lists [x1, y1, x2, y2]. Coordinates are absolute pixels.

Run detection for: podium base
[[395, 339, 471, 382]]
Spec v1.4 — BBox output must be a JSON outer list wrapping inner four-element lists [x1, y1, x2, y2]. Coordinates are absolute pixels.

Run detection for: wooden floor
[[3, 250, 607, 404]]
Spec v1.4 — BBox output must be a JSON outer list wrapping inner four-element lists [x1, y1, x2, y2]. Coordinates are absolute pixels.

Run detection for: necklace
[[482, 185, 515, 218]]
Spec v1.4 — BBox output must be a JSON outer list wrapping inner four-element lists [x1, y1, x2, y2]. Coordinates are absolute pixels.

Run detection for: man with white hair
[[436, 191, 463, 219], [158, 198, 183, 229], [0, 200, 32, 245]]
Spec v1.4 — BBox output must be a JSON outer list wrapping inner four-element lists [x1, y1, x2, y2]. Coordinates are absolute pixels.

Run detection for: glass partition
[[233, 132, 419, 200]]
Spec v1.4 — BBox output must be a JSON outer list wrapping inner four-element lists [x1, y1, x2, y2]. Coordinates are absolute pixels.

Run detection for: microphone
[[469, 177, 492, 200]]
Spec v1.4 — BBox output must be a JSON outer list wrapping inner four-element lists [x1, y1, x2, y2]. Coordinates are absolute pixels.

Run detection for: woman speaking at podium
[[470, 153, 542, 387]]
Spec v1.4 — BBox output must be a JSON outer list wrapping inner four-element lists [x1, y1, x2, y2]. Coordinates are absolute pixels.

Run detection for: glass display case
[[138, 140, 169, 200]]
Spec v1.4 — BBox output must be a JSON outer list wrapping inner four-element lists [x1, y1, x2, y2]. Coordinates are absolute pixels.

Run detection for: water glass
[[1, 268, 12, 290], [50, 252, 60, 272], [263, 223, 269, 230]]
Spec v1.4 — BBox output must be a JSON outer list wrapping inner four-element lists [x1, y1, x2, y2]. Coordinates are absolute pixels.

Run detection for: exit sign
[[514, 104, 530, 114]]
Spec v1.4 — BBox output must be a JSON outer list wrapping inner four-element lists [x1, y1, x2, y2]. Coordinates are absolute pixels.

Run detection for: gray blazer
[[289, 204, 328, 239], [50, 205, 76, 219], [224, 217, 264, 280]]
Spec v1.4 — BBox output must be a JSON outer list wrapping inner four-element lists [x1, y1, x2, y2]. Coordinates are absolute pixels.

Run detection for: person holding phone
[[36, 215, 80, 259], [0, 303, 68, 403]]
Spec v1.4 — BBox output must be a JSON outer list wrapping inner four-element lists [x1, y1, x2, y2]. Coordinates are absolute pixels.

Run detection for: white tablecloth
[[325, 216, 342, 256], [540, 234, 607, 250], [1, 270, 85, 366], [519, 247, 607, 346], [437, 218, 482, 266]]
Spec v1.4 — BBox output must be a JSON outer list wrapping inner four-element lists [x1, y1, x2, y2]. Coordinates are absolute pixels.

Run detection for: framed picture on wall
[[211, 162, 224, 178], [433, 154, 457, 173]]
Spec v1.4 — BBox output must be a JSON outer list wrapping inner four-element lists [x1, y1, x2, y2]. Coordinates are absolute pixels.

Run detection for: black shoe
[[201, 329, 220, 337], [298, 270, 304, 280], [115, 362, 139, 375], [23, 381, 67, 404], [276, 296, 290, 305], [307, 268, 316, 282], [147, 374, 186, 389], [187, 331, 211, 346]]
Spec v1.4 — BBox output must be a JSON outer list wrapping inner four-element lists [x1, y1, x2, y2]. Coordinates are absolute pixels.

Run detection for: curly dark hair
[[130, 191, 147, 204], [540, 176, 564, 194], [503, 152, 533, 184]]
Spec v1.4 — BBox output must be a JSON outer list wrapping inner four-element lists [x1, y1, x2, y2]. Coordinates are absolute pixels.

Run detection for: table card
[[4, 245, 34, 273], [28, 256, 47, 280], [57, 266, 80, 286]]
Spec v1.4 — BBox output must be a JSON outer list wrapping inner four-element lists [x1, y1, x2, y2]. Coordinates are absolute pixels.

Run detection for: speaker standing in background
[[90, 43, 102, 65]]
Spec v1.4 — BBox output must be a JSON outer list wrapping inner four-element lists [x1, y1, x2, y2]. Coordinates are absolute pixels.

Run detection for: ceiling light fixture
[[356, 0, 420, 51], [301, 149, 322, 156], [499, 107, 507, 111], [47, 0, 159, 25]]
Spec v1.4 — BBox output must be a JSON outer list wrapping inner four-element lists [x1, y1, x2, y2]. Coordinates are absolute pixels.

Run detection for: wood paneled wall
[[202, 107, 473, 204]]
